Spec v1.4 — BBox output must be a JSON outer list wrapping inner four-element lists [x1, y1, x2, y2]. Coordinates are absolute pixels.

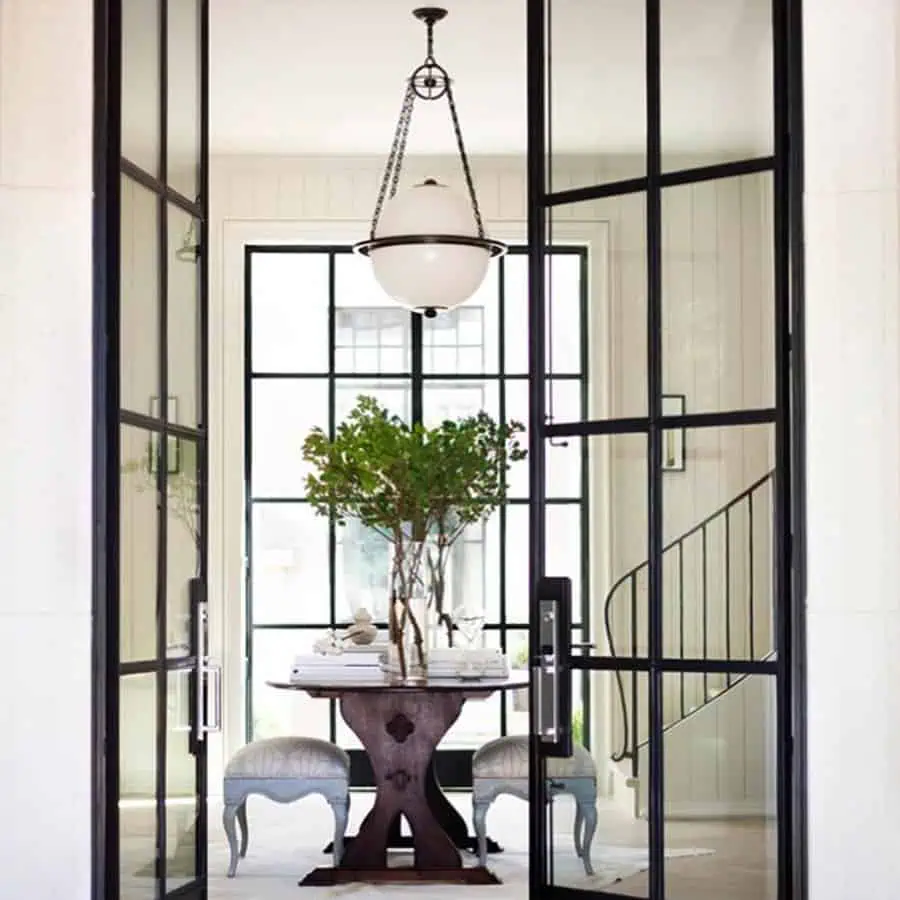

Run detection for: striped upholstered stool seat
[[222, 736, 350, 877], [472, 735, 598, 875]]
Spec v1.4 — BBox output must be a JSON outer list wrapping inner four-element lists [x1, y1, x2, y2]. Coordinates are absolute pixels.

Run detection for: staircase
[[602, 471, 775, 788]]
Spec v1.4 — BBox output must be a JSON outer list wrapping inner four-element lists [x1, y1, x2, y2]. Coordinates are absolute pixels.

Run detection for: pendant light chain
[[445, 83, 485, 240], [369, 81, 417, 241], [367, 8, 486, 241]]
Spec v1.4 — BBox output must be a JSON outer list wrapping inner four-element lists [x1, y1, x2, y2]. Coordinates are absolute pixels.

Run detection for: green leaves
[[302, 394, 526, 545]]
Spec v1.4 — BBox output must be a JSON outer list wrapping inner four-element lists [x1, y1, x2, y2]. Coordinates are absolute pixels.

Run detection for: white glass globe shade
[[370, 180, 491, 313]]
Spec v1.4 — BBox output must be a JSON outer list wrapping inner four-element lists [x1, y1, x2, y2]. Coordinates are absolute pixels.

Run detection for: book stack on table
[[380, 647, 510, 679], [290, 642, 390, 682]]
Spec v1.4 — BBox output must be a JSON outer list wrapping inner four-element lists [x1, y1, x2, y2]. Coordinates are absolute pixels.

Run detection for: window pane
[[422, 380, 499, 425], [448, 513, 499, 626], [504, 505, 529, 624], [166, 0, 201, 198], [662, 424, 774, 664], [549, 0, 646, 189], [334, 305, 410, 374], [119, 673, 157, 899], [122, 0, 160, 174], [503, 251, 586, 379], [504, 628, 530, 735], [504, 506, 583, 627], [335, 253, 412, 373], [251, 379, 328, 497], [251, 630, 332, 741], [663, 673, 777, 900], [423, 260, 498, 374], [661, 0, 773, 171], [336, 518, 391, 624], [505, 379, 582, 498], [120, 425, 159, 663], [662, 172, 775, 414], [120, 177, 159, 414], [252, 504, 330, 624], [166, 438, 200, 658], [547, 504, 582, 623], [548, 252, 583, 375], [250, 253, 329, 373], [167, 205, 201, 427], [334, 378, 410, 423]]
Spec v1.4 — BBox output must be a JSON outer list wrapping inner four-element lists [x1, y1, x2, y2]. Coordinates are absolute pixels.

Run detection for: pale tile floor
[[121, 793, 776, 900]]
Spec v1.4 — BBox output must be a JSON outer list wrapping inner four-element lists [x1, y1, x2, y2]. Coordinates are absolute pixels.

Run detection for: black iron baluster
[[725, 508, 732, 687], [748, 492, 756, 660], [600, 471, 774, 768], [630, 576, 638, 778], [678, 540, 685, 717], [702, 524, 708, 702]]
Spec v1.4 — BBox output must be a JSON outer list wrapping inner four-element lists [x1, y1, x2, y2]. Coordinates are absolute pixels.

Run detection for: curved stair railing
[[603, 470, 775, 778]]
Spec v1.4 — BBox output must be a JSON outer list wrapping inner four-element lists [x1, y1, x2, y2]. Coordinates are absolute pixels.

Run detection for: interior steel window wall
[[244, 244, 588, 787]]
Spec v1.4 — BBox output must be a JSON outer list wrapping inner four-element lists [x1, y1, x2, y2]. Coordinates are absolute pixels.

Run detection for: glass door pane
[[122, 0, 161, 174], [119, 673, 158, 899], [528, 1, 790, 898], [165, 669, 198, 890], [120, 424, 160, 663], [114, 0, 208, 896]]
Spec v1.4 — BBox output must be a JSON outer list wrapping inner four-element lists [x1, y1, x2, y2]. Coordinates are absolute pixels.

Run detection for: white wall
[[805, 1, 900, 897], [0, 1, 93, 898]]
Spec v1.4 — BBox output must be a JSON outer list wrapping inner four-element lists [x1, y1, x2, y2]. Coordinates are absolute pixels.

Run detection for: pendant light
[[353, 7, 507, 318]]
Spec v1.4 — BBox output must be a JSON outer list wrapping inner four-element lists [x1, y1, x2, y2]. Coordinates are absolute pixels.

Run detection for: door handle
[[535, 576, 572, 757], [193, 584, 209, 744], [204, 661, 223, 733], [190, 579, 220, 739]]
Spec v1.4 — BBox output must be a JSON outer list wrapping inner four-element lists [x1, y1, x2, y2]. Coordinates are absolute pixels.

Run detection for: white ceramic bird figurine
[[343, 608, 378, 645]]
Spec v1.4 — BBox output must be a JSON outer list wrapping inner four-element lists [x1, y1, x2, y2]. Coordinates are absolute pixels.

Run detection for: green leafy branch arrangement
[[302, 395, 526, 674]]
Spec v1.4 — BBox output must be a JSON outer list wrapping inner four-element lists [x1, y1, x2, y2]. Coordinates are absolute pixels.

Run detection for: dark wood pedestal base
[[323, 764, 505, 855], [300, 866, 501, 886], [302, 690, 500, 886]]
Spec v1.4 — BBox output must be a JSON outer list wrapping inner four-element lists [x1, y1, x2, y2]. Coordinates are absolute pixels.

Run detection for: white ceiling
[[209, 0, 773, 157]]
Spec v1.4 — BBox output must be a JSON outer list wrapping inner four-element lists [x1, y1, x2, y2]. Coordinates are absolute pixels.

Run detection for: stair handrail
[[603, 468, 775, 767]]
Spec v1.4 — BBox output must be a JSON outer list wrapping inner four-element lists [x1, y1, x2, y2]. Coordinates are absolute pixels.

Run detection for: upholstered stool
[[222, 736, 351, 877], [472, 735, 597, 875]]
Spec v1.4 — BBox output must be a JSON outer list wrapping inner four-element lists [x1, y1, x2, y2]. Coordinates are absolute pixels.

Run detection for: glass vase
[[389, 540, 431, 682]]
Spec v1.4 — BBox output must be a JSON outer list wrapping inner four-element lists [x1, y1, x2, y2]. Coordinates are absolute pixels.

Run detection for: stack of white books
[[380, 647, 509, 679], [290, 643, 390, 682]]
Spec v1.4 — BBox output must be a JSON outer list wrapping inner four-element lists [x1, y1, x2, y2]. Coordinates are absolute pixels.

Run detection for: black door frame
[[525, 1, 806, 898], [91, 0, 805, 897], [92, 0, 211, 897]]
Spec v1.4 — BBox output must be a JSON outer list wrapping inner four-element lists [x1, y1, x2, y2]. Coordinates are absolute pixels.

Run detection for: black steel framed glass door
[[525, 1, 803, 899], [101, 0, 210, 897]]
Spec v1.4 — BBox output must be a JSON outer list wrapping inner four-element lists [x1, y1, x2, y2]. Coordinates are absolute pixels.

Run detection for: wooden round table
[[268, 673, 528, 886]]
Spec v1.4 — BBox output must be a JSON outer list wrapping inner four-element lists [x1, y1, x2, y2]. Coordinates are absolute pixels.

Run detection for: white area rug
[[546, 843, 715, 890], [196, 795, 714, 899]]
